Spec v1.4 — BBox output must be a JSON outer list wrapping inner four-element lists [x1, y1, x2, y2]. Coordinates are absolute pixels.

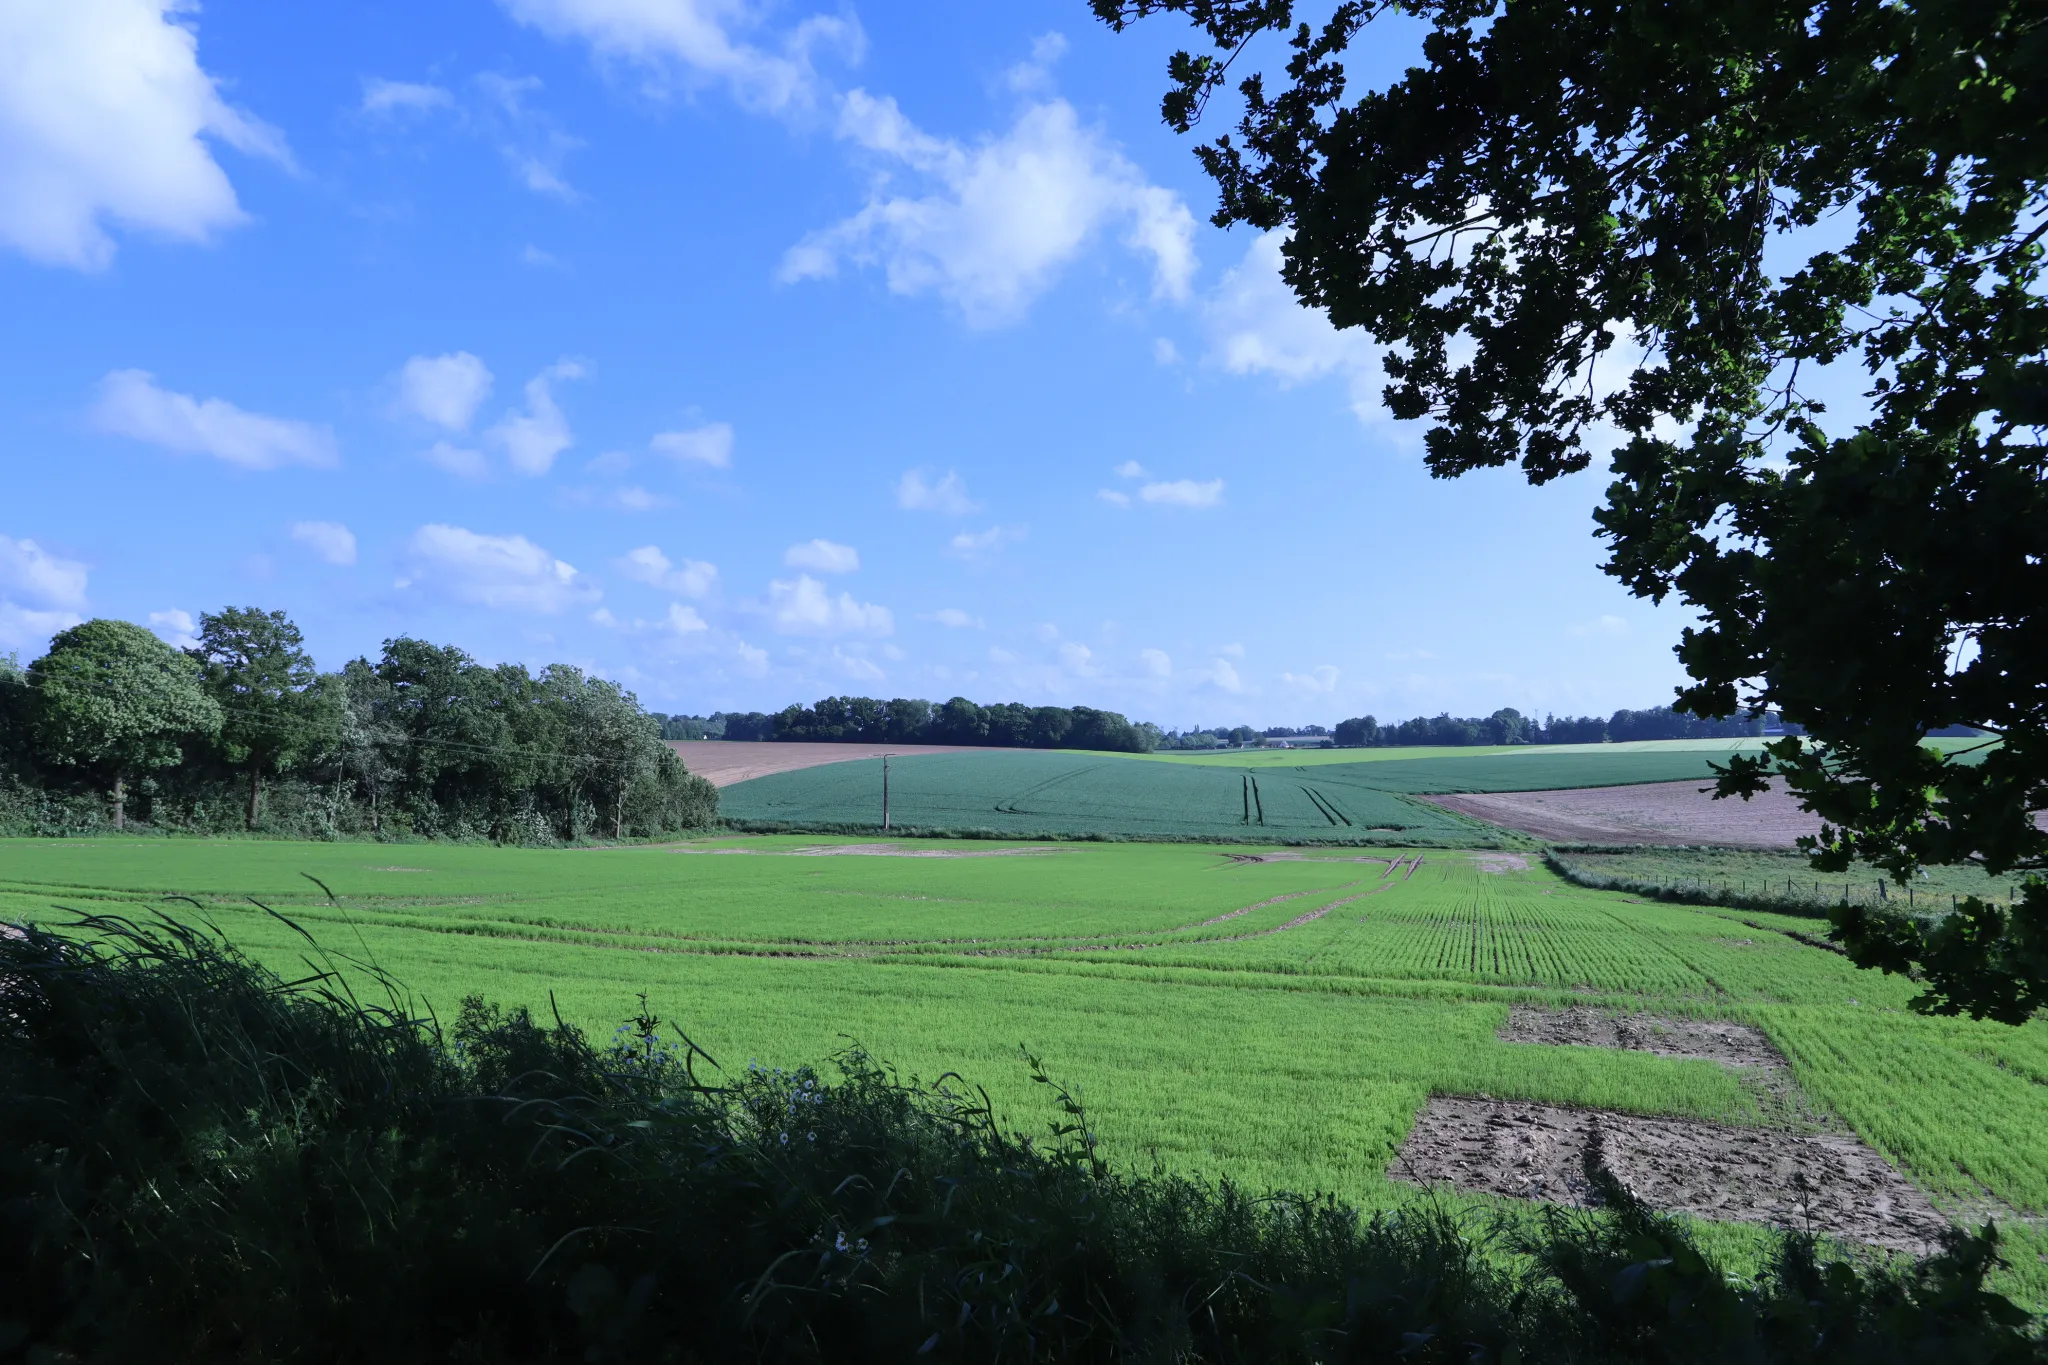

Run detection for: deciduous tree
[[191, 607, 333, 830], [28, 620, 222, 828], [1098, 0, 2047, 1019]]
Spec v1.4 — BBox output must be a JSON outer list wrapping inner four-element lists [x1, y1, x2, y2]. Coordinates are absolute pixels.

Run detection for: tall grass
[[1, 915, 2040, 1362]]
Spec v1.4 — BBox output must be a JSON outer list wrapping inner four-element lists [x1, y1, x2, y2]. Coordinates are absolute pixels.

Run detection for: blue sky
[[0, 0, 1703, 730]]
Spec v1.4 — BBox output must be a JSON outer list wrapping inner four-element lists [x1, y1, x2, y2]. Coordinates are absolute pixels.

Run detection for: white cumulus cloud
[[0, 603, 79, 652], [782, 89, 1196, 327], [1057, 641, 1094, 675], [486, 360, 584, 475], [665, 602, 708, 633], [1139, 647, 1171, 678], [1207, 230, 1386, 424], [616, 544, 717, 597], [1096, 489, 1130, 508], [896, 467, 978, 514], [1140, 478, 1223, 509], [0, 535, 89, 610], [398, 524, 597, 613], [947, 525, 1025, 560], [1282, 664, 1339, 693], [290, 520, 357, 565], [93, 370, 338, 470], [923, 607, 982, 629], [397, 351, 493, 431], [147, 607, 198, 649], [650, 422, 733, 468], [497, 0, 859, 114], [0, 0, 289, 271], [783, 538, 858, 574], [767, 574, 891, 637], [1208, 657, 1244, 693]]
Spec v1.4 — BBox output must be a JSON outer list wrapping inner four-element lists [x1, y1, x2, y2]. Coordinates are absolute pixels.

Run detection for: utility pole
[[882, 753, 891, 831]]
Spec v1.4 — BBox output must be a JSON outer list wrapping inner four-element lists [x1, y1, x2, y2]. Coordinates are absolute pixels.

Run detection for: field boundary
[[720, 817, 1504, 849], [1545, 848, 1846, 922]]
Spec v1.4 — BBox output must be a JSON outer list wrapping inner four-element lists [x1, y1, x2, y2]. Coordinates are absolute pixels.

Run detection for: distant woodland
[[654, 698, 1826, 753]]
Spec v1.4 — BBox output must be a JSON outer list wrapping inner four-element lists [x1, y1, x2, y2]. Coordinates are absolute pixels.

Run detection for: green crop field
[[4, 833, 2044, 1303], [1140, 738, 1775, 767], [717, 743, 1775, 840]]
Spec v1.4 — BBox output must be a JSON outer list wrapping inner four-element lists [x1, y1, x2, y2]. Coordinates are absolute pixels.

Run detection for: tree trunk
[[246, 767, 262, 831], [111, 773, 125, 831]]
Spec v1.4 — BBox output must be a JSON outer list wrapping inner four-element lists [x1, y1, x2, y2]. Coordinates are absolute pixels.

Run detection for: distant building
[[1261, 736, 1335, 749]]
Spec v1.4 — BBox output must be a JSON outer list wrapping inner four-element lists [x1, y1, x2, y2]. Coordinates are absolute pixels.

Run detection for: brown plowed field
[[667, 740, 1013, 788], [1423, 779, 1823, 847]]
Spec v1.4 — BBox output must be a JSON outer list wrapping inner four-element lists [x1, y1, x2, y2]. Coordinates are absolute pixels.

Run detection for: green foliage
[[25, 619, 222, 825], [771, 694, 1157, 752], [0, 613, 716, 844], [191, 606, 336, 829], [1096, 0, 2048, 1020], [2, 915, 2039, 1362]]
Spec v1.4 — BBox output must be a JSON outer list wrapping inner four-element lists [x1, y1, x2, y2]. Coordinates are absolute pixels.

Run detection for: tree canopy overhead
[[1097, 0, 2047, 1016]]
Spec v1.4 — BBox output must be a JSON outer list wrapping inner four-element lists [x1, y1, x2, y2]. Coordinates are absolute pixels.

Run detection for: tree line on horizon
[[678, 695, 1162, 753], [1332, 706, 1802, 749], [0, 611, 716, 842], [648, 697, 1838, 753]]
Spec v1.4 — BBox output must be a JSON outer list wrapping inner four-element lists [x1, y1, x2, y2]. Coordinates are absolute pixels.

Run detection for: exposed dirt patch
[[1424, 778, 1822, 847], [1500, 1006, 1783, 1069], [667, 741, 1015, 787], [1471, 853, 1530, 874], [1394, 1097, 1950, 1252], [1502, 1007, 1831, 1131], [1189, 889, 1319, 927]]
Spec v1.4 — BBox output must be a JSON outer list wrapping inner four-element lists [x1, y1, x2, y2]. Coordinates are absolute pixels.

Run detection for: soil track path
[[668, 740, 1014, 787]]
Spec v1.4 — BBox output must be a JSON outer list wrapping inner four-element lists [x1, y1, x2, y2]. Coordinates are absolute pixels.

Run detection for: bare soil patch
[[668, 741, 1014, 787], [1500, 1006, 1783, 1069], [1394, 1097, 1949, 1252], [1424, 778, 1823, 847], [1471, 853, 1530, 874]]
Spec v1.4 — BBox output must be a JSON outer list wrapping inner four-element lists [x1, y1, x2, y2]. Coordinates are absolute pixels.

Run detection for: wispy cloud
[[93, 371, 337, 470], [290, 521, 357, 565], [1140, 478, 1223, 509], [783, 539, 859, 574], [947, 525, 1026, 560], [897, 468, 978, 514], [650, 422, 733, 468]]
